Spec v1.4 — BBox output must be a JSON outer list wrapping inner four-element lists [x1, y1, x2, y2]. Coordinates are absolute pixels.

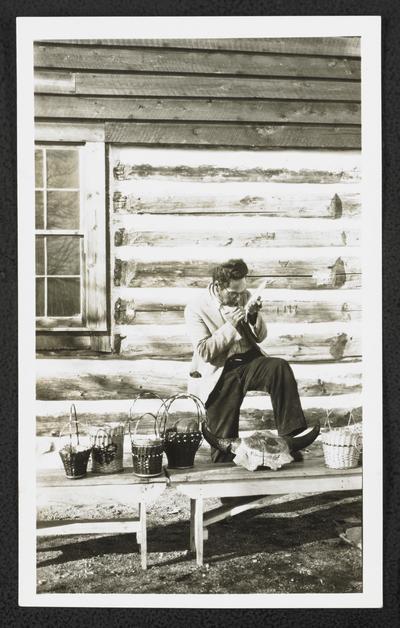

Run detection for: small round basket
[[58, 405, 92, 479], [161, 393, 204, 469], [320, 410, 362, 469], [90, 423, 125, 474], [128, 412, 164, 478]]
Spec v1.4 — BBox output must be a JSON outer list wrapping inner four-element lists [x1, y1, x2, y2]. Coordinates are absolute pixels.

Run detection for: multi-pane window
[[35, 147, 83, 322], [35, 142, 107, 332]]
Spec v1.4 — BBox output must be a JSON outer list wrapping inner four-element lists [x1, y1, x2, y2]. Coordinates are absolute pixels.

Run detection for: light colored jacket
[[184, 287, 268, 404]]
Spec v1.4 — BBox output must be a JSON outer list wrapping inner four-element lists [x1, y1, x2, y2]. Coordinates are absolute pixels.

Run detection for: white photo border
[[17, 15, 382, 608]]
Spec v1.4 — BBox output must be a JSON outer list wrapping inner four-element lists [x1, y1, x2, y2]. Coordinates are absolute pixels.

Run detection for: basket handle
[[163, 393, 205, 434], [323, 406, 334, 431], [128, 390, 165, 415], [70, 403, 79, 446], [128, 412, 160, 443], [347, 410, 362, 451], [347, 410, 356, 427], [127, 391, 168, 434], [59, 404, 80, 448]]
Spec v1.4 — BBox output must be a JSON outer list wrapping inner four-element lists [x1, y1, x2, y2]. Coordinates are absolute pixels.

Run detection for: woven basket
[[58, 405, 92, 479], [161, 393, 204, 469], [128, 412, 164, 477], [320, 410, 362, 469], [90, 423, 125, 474]]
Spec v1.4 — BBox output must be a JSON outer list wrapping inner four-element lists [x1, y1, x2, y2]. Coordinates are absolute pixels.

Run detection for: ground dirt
[[37, 486, 362, 595]]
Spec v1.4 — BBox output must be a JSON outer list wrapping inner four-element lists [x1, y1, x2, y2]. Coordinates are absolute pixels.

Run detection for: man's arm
[[245, 292, 268, 342], [184, 302, 242, 364], [249, 311, 268, 343]]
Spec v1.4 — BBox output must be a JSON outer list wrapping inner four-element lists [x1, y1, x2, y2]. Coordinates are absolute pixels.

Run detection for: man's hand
[[246, 297, 262, 325], [223, 306, 245, 328]]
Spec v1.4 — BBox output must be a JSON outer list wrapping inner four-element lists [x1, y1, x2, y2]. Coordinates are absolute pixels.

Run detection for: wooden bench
[[166, 454, 362, 566], [36, 465, 167, 570], [37, 448, 362, 570]]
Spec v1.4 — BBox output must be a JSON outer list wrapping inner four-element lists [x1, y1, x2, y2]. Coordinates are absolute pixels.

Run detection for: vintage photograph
[[18, 17, 382, 607]]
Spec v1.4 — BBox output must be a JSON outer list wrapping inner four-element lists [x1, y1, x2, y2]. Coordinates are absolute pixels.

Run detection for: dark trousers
[[205, 349, 307, 462]]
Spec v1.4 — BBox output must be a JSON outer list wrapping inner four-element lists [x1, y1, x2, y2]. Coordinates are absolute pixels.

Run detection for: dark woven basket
[[59, 447, 92, 479], [58, 405, 92, 479], [129, 412, 164, 477], [161, 394, 205, 469]]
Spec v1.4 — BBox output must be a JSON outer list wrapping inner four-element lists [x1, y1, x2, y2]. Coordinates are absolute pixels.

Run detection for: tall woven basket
[[320, 410, 362, 469], [161, 393, 204, 469], [58, 405, 92, 479], [129, 412, 164, 477], [90, 423, 125, 474]]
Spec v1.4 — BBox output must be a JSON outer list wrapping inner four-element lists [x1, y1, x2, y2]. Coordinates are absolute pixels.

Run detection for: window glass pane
[[46, 149, 79, 188], [47, 236, 81, 276], [35, 237, 45, 275], [47, 278, 81, 316], [35, 149, 43, 188], [35, 191, 44, 229], [47, 191, 80, 229], [36, 278, 45, 316]]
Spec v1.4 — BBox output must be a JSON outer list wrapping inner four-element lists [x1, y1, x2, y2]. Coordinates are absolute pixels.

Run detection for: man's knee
[[267, 357, 291, 371], [265, 357, 295, 383]]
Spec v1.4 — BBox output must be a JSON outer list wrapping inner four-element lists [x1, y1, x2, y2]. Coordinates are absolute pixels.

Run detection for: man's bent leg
[[205, 368, 243, 463], [243, 356, 307, 436]]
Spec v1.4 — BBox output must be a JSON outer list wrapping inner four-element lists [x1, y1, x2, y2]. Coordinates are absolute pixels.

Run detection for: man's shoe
[[283, 422, 320, 453], [201, 421, 240, 454], [290, 450, 304, 462]]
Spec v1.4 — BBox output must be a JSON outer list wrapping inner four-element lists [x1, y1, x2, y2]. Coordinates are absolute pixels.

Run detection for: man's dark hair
[[212, 259, 249, 288]]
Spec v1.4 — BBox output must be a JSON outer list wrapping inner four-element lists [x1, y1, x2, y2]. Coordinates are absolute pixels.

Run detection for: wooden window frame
[[35, 141, 107, 334]]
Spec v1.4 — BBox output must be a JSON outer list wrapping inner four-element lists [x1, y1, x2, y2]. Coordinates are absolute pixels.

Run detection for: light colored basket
[[90, 423, 125, 474], [320, 410, 362, 469]]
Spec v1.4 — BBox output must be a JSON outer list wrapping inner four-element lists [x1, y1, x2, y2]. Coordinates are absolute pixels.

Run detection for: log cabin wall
[[34, 37, 362, 436]]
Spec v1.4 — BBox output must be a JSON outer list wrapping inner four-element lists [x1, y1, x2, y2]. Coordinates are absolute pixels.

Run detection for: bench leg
[[138, 502, 147, 570], [190, 497, 204, 567]]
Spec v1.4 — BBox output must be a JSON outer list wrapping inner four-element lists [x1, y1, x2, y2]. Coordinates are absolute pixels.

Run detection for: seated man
[[184, 258, 319, 463]]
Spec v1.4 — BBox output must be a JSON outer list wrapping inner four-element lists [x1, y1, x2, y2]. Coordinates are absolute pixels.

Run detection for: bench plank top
[[166, 457, 362, 485], [37, 466, 167, 488]]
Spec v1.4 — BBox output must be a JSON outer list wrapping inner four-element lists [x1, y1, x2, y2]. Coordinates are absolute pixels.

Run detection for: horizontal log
[[113, 189, 360, 218], [113, 226, 360, 249], [34, 45, 361, 79], [77, 73, 361, 101], [35, 391, 362, 416], [113, 160, 361, 184], [113, 291, 361, 325], [111, 146, 361, 179], [113, 255, 361, 289], [114, 322, 361, 362], [115, 328, 361, 362], [106, 122, 361, 149], [35, 95, 361, 125], [35, 359, 362, 400], [43, 38, 361, 57], [36, 402, 362, 436]]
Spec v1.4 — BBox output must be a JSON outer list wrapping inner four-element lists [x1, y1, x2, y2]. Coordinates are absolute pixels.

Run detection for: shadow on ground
[[37, 490, 362, 594]]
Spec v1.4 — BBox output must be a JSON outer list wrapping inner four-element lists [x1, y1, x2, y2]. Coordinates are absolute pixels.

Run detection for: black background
[[1, 1, 398, 626]]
